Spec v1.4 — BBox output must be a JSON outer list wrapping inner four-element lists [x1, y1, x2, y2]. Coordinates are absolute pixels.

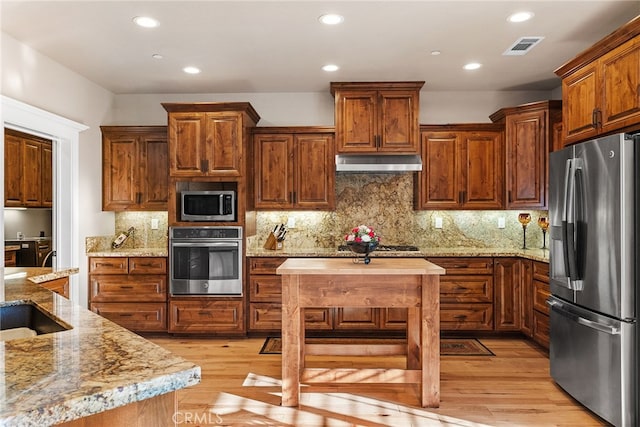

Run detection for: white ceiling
[[1, 1, 639, 94]]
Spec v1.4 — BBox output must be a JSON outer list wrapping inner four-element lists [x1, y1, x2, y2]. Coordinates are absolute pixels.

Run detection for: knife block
[[263, 232, 284, 250]]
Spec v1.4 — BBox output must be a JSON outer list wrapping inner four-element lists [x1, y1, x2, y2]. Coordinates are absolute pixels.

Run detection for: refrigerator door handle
[[548, 299, 621, 335], [561, 159, 573, 282], [562, 159, 583, 290]]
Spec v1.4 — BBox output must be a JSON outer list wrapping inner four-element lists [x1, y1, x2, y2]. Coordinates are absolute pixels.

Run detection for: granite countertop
[[246, 246, 550, 263], [0, 267, 200, 426], [85, 247, 168, 257]]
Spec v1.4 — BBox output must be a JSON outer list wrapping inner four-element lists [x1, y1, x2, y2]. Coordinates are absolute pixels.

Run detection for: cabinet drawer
[[249, 303, 333, 331], [380, 307, 407, 330], [40, 277, 70, 299], [533, 261, 549, 283], [440, 276, 493, 303], [90, 275, 167, 302], [89, 257, 128, 274], [129, 257, 167, 274], [533, 280, 551, 314], [169, 300, 244, 334], [334, 307, 379, 330], [427, 257, 494, 275], [441, 303, 494, 330], [249, 257, 286, 274], [533, 310, 550, 349], [91, 302, 167, 332], [249, 275, 282, 301]]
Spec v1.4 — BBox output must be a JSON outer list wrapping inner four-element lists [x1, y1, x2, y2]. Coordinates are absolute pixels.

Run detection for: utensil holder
[[263, 232, 283, 250]]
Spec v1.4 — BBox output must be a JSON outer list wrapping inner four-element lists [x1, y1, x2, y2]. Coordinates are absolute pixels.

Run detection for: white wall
[[2, 32, 115, 307], [111, 89, 559, 126]]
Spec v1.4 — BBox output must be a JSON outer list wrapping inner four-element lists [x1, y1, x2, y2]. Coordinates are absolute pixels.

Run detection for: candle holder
[[518, 213, 531, 249], [537, 216, 549, 249]]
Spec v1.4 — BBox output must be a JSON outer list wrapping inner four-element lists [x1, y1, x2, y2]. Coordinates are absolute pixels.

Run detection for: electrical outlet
[[435, 217, 443, 229], [498, 217, 506, 229], [151, 218, 159, 230], [287, 217, 296, 229]]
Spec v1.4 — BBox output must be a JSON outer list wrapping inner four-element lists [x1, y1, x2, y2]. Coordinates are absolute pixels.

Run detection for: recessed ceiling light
[[133, 16, 159, 28], [507, 12, 534, 23], [151, 53, 163, 60], [318, 14, 344, 25], [463, 62, 482, 71], [183, 66, 201, 74], [430, 50, 441, 56], [322, 64, 339, 72]]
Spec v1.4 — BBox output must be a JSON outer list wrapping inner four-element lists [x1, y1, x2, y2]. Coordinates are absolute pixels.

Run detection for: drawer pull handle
[[198, 311, 210, 316], [120, 286, 134, 289], [454, 315, 467, 320], [118, 313, 133, 317]]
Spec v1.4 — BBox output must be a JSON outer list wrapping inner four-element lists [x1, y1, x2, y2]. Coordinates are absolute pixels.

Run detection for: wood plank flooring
[[147, 336, 606, 426]]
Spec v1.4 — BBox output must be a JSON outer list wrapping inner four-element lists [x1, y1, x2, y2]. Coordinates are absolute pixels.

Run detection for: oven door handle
[[171, 242, 240, 248]]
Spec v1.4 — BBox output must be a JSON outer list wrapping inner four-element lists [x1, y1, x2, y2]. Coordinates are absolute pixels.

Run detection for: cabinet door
[[461, 131, 504, 209], [168, 113, 205, 176], [41, 141, 53, 208], [335, 90, 378, 152], [417, 132, 460, 209], [204, 112, 243, 176], [4, 131, 23, 207], [378, 90, 419, 153], [139, 131, 168, 209], [254, 134, 293, 208], [505, 111, 547, 209], [494, 258, 522, 331], [562, 63, 599, 144], [102, 132, 139, 210], [600, 38, 640, 134], [334, 307, 380, 329], [293, 134, 335, 209], [23, 139, 42, 207]]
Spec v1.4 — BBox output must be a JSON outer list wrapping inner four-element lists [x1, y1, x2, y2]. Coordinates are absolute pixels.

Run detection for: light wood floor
[[148, 336, 606, 426]]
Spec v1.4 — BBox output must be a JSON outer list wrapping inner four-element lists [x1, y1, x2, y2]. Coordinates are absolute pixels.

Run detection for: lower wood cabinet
[[88, 256, 167, 332], [493, 257, 523, 331], [531, 261, 551, 349], [169, 299, 244, 334], [40, 276, 70, 299]]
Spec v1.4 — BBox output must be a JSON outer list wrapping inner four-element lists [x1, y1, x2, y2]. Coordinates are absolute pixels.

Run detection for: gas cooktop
[[338, 244, 420, 252]]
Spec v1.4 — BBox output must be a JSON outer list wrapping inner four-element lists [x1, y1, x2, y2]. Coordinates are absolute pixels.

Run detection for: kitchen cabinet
[[248, 257, 332, 332], [252, 127, 335, 210], [89, 256, 167, 332], [555, 21, 640, 145], [101, 126, 169, 211], [331, 81, 424, 153], [520, 259, 534, 338], [531, 261, 550, 350], [4, 246, 18, 267], [4, 128, 52, 208], [415, 124, 504, 210], [490, 101, 561, 209], [169, 299, 244, 334], [40, 276, 70, 299], [163, 102, 260, 177], [432, 257, 495, 331], [493, 258, 523, 331]]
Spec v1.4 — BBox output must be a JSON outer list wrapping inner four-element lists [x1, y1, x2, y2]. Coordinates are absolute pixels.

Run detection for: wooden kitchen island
[[276, 257, 445, 407]]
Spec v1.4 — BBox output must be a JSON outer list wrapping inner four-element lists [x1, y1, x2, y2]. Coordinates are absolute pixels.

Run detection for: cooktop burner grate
[[338, 244, 419, 252]]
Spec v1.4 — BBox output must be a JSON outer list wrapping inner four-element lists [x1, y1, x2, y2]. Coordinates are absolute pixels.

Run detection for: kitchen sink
[[0, 301, 72, 339]]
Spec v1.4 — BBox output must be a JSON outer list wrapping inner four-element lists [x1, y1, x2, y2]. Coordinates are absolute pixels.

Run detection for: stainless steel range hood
[[335, 154, 422, 172]]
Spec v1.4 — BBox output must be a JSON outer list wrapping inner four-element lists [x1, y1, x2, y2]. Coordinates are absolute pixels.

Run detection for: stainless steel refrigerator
[[549, 131, 639, 427]]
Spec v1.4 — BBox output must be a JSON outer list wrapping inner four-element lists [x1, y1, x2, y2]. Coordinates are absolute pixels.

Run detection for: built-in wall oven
[[169, 226, 242, 295]]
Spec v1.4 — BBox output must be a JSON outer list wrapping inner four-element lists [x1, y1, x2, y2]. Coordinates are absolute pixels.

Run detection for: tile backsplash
[[255, 173, 548, 250]]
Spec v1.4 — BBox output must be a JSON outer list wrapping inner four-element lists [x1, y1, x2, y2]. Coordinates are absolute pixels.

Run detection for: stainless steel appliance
[[180, 190, 236, 222], [548, 131, 639, 427], [169, 226, 242, 295]]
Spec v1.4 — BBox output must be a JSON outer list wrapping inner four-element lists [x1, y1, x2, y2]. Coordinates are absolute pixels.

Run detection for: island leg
[[281, 274, 301, 406], [421, 274, 440, 407]]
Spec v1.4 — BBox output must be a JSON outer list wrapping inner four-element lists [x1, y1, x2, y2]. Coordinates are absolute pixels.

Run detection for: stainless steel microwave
[[180, 190, 236, 222]]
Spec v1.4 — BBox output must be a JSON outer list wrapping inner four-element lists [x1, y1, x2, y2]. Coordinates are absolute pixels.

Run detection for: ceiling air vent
[[503, 36, 544, 56]]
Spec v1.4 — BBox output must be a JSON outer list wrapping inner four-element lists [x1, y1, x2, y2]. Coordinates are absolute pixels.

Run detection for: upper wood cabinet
[[253, 127, 335, 210], [162, 102, 260, 177], [101, 126, 169, 211], [415, 124, 504, 210], [4, 128, 52, 208], [490, 100, 562, 210], [555, 17, 640, 145], [331, 81, 424, 154]]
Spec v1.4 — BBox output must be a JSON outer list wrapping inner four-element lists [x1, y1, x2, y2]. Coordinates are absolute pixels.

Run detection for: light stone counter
[[246, 246, 549, 263], [85, 247, 168, 257], [1, 267, 200, 426]]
